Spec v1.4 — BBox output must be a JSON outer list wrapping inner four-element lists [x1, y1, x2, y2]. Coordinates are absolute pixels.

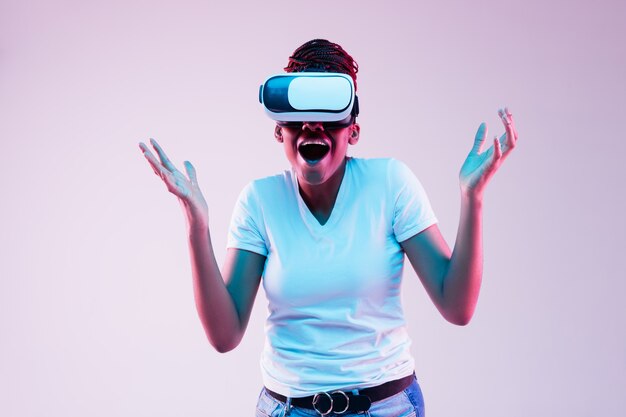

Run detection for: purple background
[[1, 0, 625, 415]]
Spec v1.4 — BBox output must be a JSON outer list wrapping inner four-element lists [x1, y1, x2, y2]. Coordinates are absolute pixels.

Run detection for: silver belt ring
[[331, 390, 350, 414], [312, 391, 333, 416]]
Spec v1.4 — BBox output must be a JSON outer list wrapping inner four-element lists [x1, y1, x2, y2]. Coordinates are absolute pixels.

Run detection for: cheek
[[332, 133, 351, 151], [283, 140, 298, 159]]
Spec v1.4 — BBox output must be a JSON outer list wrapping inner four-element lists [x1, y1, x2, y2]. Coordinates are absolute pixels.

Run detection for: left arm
[[401, 107, 518, 325], [401, 196, 482, 326]]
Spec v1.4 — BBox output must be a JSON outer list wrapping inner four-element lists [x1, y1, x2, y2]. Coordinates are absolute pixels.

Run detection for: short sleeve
[[388, 159, 438, 242], [226, 182, 269, 256]]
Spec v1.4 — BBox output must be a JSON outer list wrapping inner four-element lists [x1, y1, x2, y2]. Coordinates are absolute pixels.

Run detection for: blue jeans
[[255, 374, 425, 417]]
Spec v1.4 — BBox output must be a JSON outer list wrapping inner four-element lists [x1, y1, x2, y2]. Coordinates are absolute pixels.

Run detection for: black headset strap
[[351, 95, 360, 118]]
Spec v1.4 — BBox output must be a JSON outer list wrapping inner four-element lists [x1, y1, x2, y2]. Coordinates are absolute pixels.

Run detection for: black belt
[[265, 373, 415, 416]]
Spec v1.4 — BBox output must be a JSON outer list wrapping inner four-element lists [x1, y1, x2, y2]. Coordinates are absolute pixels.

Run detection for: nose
[[302, 121, 324, 131]]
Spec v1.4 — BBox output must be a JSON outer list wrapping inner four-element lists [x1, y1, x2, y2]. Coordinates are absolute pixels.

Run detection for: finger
[[184, 161, 198, 186], [481, 136, 502, 182], [498, 107, 516, 150], [493, 135, 502, 160], [495, 131, 516, 162], [495, 132, 503, 149], [483, 136, 502, 179], [149, 138, 177, 172], [507, 118, 518, 142], [504, 106, 518, 142], [504, 119, 516, 151], [139, 141, 156, 158], [498, 107, 511, 127], [142, 148, 168, 179], [472, 122, 488, 154]]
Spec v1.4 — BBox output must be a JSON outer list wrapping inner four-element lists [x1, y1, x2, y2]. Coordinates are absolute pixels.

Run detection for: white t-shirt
[[227, 157, 438, 397]]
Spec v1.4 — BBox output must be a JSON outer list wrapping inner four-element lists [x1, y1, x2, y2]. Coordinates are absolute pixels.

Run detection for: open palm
[[139, 138, 208, 217], [460, 108, 518, 197]]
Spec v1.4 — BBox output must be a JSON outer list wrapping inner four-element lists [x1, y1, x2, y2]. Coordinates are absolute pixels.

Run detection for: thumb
[[184, 161, 198, 185], [471, 122, 488, 154]]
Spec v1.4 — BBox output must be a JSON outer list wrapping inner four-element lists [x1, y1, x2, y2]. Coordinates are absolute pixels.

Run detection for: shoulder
[[348, 156, 403, 172], [246, 170, 292, 190], [241, 169, 294, 195], [349, 157, 414, 182]]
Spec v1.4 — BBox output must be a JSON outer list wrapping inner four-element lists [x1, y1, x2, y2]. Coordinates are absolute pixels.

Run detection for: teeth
[[299, 139, 328, 147], [298, 138, 330, 162]]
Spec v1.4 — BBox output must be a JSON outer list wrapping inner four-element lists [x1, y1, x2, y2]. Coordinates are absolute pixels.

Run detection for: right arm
[[139, 138, 265, 353], [187, 212, 265, 352]]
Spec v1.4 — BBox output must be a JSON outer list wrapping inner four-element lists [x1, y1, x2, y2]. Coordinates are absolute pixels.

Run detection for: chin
[[300, 171, 326, 185]]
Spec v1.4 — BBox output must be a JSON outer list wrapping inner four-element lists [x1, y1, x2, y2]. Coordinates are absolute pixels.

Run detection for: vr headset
[[259, 72, 359, 128]]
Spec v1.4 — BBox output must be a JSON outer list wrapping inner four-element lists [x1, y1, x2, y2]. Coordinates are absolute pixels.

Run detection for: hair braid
[[285, 39, 359, 91]]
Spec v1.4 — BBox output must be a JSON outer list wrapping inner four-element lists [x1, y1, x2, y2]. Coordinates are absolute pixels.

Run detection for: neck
[[298, 158, 348, 222]]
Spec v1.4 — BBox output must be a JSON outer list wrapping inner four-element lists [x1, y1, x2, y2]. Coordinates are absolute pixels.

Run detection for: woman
[[139, 39, 518, 417]]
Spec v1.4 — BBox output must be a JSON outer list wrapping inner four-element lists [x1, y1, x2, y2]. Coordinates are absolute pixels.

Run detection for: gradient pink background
[[1, 0, 625, 415]]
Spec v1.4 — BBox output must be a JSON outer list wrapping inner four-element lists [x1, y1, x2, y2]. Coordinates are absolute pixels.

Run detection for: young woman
[[139, 39, 518, 417]]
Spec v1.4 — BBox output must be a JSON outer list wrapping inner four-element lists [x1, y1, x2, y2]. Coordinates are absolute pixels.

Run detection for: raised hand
[[139, 138, 208, 219], [459, 107, 518, 198]]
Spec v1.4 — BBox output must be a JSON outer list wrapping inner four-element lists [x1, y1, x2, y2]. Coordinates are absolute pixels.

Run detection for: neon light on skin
[[274, 120, 360, 225]]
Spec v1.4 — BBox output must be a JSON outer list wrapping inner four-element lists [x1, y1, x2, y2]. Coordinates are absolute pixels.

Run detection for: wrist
[[187, 216, 208, 231], [180, 200, 209, 229], [460, 189, 484, 207]]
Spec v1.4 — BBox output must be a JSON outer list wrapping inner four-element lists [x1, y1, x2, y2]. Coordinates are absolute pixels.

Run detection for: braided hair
[[284, 39, 359, 91]]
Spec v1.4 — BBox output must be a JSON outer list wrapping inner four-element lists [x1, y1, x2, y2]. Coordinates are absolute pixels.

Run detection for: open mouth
[[298, 142, 330, 162]]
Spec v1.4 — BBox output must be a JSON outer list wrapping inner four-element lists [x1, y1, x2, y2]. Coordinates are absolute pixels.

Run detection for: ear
[[348, 123, 360, 145], [274, 125, 283, 143]]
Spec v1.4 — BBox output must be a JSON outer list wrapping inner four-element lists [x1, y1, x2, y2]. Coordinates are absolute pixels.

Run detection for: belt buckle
[[331, 391, 350, 414], [312, 390, 350, 416], [312, 391, 333, 416]]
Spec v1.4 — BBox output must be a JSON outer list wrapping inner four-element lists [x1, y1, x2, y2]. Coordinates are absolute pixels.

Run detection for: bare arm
[[139, 138, 265, 352], [401, 107, 518, 326], [187, 218, 265, 352], [401, 198, 482, 326]]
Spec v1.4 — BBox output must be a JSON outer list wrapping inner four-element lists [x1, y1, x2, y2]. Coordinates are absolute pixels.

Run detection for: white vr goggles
[[259, 72, 359, 128]]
